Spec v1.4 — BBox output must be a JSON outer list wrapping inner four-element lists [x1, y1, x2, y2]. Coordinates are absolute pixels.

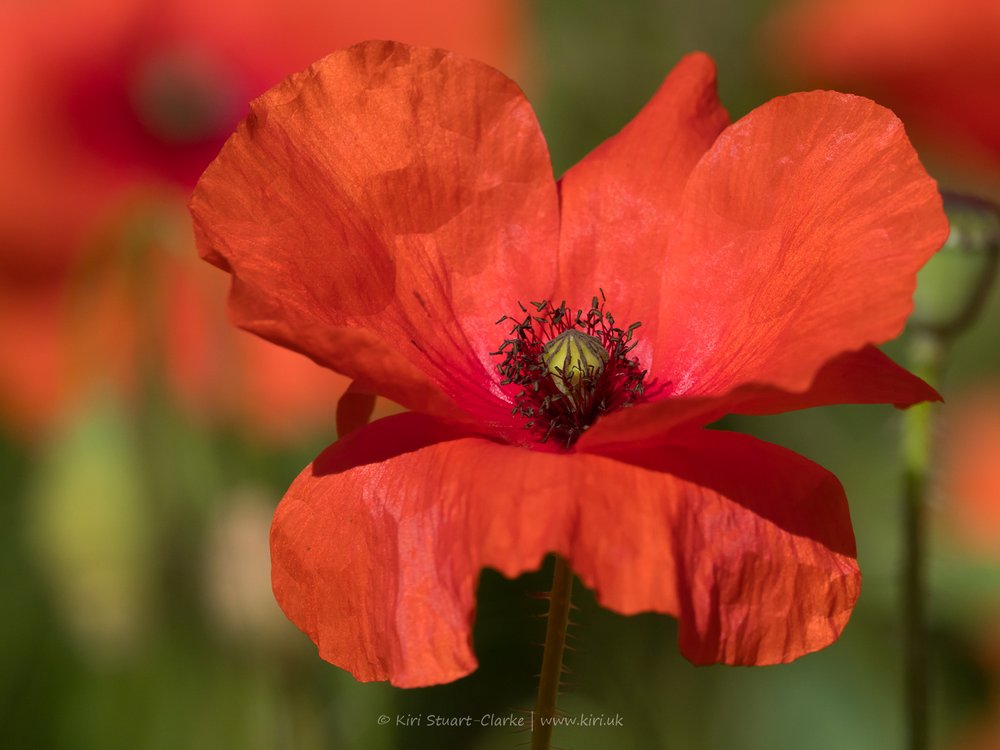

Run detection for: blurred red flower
[[942, 388, 1000, 750], [944, 387, 1000, 556], [192, 42, 948, 686], [0, 0, 523, 436], [951, 708, 1000, 750], [768, 0, 1000, 191]]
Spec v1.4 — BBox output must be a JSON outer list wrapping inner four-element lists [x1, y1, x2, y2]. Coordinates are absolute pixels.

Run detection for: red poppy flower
[[191, 41, 949, 686], [767, 0, 1000, 191], [0, 0, 523, 435], [0, 0, 525, 274]]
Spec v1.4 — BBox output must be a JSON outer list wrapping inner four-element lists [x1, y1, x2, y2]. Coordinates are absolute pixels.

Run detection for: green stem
[[901, 191, 999, 749], [902, 332, 946, 750], [531, 555, 574, 750]]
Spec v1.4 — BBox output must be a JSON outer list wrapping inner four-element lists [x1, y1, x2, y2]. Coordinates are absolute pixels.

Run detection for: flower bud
[[911, 192, 999, 338]]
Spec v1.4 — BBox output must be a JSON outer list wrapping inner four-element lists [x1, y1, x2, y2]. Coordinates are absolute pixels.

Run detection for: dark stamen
[[491, 295, 649, 448]]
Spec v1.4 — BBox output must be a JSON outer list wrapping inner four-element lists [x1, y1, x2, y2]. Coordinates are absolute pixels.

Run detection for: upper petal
[[191, 41, 560, 434], [555, 52, 730, 365], [655, 91, 948, 397]]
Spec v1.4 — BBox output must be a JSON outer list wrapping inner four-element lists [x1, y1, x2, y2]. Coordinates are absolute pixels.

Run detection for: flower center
[[129, 49, 240, 145], [493, 293, 647, 447], [65, 43, 246, 187]]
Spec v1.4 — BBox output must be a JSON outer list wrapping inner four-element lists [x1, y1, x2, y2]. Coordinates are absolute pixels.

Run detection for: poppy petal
[[234, 311, 463, 423], [335, 381, 377, 439], [579, 427, 859, 665], [191, 41, 559, 432], [655, 92, 948, 396], [272, 414, 857, 685], [730, 345, 941, 415], [555, 52, 730, 361], [579, 346, 937, 450], [270, 413, 576, 687]]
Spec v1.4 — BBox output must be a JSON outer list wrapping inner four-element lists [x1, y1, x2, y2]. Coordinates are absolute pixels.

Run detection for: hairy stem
[[531, 555, 574, 750]]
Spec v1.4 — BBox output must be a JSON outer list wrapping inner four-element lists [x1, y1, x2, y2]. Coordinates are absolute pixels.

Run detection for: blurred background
[[1, 0, 998, 748]]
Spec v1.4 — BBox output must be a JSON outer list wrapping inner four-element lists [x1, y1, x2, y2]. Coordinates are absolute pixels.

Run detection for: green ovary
[[541, 329, 609, 396]]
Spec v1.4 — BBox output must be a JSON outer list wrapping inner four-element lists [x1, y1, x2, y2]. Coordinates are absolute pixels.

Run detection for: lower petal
[[270, 413, 577, 686], [580, 428, 859, 665], [273, 413, 859, 685]]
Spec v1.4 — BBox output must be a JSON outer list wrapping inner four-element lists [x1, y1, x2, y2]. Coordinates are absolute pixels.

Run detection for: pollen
[[492, 293, 648, 448]]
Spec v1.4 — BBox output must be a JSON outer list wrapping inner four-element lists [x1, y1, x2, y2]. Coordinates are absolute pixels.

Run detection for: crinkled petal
[[555, 53, 730, 369], [270, 413, 576, 687], [580, 427, 859, 665], [272, 414, 858, 685], [191, 41, 559, 434], [655, 92, 948, 397]]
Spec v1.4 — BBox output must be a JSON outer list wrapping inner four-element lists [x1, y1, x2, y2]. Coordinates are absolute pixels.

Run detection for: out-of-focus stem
[[902, 192, 999, 750], [902, 332, 945, 750]]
